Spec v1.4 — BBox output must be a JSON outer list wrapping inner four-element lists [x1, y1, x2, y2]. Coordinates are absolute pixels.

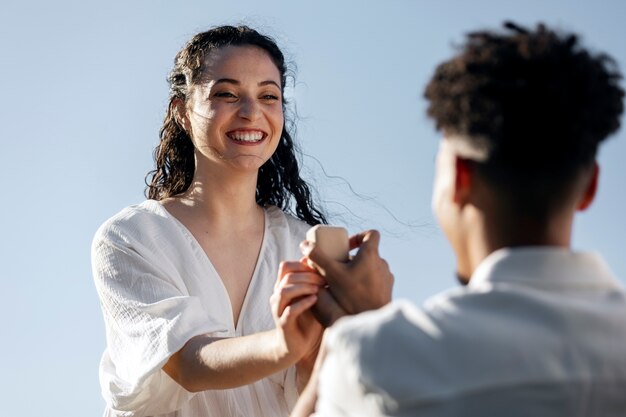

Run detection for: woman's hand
[[270, 261, 325, 366]]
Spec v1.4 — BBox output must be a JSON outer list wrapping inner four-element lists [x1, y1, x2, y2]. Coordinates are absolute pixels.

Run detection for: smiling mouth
[[227, 130, 266, 143]]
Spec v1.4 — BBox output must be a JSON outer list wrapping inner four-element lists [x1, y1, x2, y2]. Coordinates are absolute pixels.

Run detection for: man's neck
[[461, 207, 576, 281]]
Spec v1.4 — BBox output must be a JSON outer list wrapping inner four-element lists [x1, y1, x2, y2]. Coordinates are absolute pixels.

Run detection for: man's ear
[[453, 157, 474, 206], [577, 162, 599, 211], [172, 98, 190, 133]]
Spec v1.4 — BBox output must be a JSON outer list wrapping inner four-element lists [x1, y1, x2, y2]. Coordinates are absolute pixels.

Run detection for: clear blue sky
[[2, 1, 625, 415]]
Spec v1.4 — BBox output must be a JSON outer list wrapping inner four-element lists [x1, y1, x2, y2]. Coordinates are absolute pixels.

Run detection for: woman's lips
[[226, 129, 267, 144]]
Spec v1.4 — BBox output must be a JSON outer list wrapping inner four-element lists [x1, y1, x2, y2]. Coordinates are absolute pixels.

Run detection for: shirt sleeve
[[314, 323, 366, 416], [316, 314, 401, 417], [93, 226, 226, 415]]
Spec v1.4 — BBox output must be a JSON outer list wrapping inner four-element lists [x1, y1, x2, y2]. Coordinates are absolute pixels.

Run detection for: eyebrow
[[214, 78, 281, 88]]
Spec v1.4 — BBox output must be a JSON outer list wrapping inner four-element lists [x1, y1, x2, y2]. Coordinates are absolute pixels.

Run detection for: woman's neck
[[174, 166, 263, 232]]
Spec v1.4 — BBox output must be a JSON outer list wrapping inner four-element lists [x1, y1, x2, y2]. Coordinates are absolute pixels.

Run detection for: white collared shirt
[[316, 247, 626, 416]]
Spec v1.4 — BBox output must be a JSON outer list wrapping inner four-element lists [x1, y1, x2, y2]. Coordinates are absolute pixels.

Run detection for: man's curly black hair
[[425, 21, 624, 211]]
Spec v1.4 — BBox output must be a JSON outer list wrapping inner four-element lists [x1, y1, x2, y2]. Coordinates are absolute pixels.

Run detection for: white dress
[[92, 200, 310, 417]]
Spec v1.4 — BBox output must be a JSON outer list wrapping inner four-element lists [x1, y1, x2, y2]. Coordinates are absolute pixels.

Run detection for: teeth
[[229, 131, 264, 142]]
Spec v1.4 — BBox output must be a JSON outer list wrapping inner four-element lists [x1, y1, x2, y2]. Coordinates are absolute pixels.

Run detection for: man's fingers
[[349, 230, 381, 253], [301, 230, 382, 288]]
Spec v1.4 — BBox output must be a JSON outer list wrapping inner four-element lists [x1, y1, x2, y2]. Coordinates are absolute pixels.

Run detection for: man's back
[[316, 248, 626, 416]]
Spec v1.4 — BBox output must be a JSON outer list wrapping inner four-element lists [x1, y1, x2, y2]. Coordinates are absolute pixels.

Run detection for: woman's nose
[[238, 97, 260, 121]]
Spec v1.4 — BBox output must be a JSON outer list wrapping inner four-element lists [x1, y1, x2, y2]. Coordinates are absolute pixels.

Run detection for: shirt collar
[[469, 247, 623, 291]]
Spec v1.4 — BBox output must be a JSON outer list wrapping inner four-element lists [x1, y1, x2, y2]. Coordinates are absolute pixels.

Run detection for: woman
[[93, 25, 326, 417]]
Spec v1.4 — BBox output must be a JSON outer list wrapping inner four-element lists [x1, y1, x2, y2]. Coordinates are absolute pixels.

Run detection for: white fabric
[[92, 200, 310, 417], [316, 247, 626, 416]]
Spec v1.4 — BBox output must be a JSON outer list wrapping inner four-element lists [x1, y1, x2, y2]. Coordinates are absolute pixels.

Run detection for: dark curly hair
[[425, 21, 624, 212], [146, 25, 327, 226]]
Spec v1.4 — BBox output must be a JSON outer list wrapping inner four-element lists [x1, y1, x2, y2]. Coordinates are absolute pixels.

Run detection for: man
[[288, 22, 626, 416]]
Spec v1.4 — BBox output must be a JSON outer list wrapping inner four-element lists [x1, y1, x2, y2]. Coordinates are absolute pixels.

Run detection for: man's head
[[425, 22, 624, 280]]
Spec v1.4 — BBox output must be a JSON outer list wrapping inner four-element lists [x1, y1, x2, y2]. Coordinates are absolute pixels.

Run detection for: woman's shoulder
[[265, 205, 311, 238], [93, 200, 174, 245]]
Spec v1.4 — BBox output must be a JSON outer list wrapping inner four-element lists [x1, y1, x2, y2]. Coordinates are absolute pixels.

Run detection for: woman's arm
[[163, 330, 297, 392], [163, 263, 324, 392]]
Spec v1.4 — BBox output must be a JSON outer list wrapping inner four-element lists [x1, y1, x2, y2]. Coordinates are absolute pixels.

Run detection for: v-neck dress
[[92, 200, 310, 417]]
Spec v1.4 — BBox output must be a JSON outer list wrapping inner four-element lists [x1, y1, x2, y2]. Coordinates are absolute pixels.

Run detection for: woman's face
[[180, 45, 284, 175]]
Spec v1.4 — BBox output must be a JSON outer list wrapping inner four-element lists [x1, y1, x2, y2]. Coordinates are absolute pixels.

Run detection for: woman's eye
[[261, 94, 280, 101], [214, 92, 237, 99]]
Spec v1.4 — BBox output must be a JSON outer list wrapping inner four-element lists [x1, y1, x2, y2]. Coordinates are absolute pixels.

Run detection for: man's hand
[[310, 287, 348, 328], [301, 230, 394, 318]]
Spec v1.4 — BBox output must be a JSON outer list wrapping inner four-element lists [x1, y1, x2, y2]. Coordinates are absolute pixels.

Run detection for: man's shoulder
[[332, 285, 471, 333], [328, 295, 465, 358], [327, 286, 526, 372], [325, 297, 478, 403]]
